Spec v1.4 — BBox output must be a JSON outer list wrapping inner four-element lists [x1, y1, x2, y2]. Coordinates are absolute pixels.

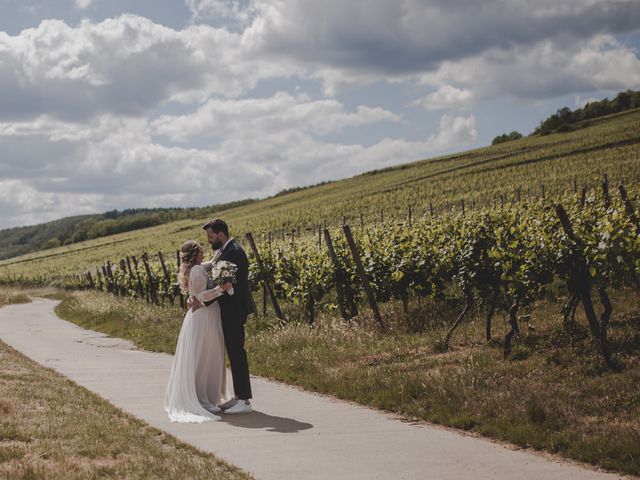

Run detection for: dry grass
[[0, 288, 32, 308], [0, 298, 252, 479]]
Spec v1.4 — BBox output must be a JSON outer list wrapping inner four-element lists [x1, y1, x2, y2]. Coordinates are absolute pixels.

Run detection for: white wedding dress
[[164, 265, 229, 423]]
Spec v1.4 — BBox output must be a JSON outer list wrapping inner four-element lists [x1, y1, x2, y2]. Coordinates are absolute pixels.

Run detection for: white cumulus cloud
[[414, 85, 475, 111], [152, 91, 401, 142], [75, 0, 93, 9]]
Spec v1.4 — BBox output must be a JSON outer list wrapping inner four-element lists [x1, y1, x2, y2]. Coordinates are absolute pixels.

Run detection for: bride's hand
[[221, 282, 233, 292], [190, 296, 203, 311]]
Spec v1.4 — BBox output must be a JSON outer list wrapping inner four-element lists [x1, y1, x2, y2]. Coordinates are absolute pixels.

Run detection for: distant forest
[[533, 89, 640, 135], [0, 200, 254, 260], [492, 89, 640, 145]]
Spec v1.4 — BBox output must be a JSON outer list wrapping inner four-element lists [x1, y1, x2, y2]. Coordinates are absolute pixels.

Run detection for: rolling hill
[[1, 107, 639, 279]]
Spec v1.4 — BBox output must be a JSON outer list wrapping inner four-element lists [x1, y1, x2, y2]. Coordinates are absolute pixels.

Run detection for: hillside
[[1, 107, 639, 279], [0, 201, 256, 261]]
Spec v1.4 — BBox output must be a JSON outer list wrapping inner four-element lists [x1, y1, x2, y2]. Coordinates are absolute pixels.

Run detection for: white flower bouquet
[[210, 260, 238, 296]]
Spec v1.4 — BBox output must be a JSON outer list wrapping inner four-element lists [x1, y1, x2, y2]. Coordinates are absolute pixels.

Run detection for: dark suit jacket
[[213, 239, 255, 324]]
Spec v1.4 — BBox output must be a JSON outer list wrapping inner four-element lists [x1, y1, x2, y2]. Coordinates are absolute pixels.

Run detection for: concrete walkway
[[0, 299, 628, 480]]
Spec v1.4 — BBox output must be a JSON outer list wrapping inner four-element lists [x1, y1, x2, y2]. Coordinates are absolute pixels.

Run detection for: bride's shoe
[[203, 403, 221, 414]]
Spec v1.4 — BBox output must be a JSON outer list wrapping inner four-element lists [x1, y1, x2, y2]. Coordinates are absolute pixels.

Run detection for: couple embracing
[[164, 219, 254, 423]]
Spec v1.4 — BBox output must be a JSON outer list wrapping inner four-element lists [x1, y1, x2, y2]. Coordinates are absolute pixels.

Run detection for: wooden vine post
[[131, 255, 144, 297], [100, 265, 109, 292], [262, 282, 268, 317], [86, 271, 94, 289], [95, 269, 103, 291], [342, 225, 386, 332], [323, 229, 350, 322], [602, 174, 611, 209], [444, 290, 473, 349], [555, 204, 614, 369], [106, 261, 118, 295], [245, 232, 284, 320], [125, 257, 136, 294], [119, 259, 128, 295], [157, 251, 172, 305], [618, 184, 640, 234], [141, 252, 158, 305]]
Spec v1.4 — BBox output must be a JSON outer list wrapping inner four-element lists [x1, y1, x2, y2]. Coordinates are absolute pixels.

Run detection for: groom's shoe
[[219, 398, 238, 410], [224, 400, 252, 415]]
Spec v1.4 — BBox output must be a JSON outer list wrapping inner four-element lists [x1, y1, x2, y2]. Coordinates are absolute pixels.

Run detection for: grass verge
[[53, 289, 640, 476], [0, 338, 251, 480], [0, 287, 32, 308], [0, 289, 251, 480]]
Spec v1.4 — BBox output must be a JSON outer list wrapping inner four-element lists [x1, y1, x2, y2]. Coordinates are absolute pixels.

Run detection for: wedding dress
[[164, 265, 229, 423]]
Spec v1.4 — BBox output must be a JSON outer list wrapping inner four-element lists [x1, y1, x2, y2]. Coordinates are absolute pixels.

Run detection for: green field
[[1, 108, 639, 279]]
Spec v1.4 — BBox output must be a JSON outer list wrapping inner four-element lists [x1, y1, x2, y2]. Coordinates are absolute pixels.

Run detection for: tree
[[492, 131, 523, 145]]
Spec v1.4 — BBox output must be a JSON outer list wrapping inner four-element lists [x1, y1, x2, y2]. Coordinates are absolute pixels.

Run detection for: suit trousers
[[222, 315, 252, 400]]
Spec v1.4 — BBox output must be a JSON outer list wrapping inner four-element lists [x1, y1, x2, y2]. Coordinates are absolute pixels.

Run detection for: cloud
[[419, 34, 640, 101], [0, 14, 295, 122], [75, 0, 93, 9], [429, 114, 477, 150], [247, 0, 640, 75], [152, 91, 400, 142], [414, 85, 474, 110], [0, 104, 474, 228], [0, 179, 102, 229], [2, 6, 638, 127]]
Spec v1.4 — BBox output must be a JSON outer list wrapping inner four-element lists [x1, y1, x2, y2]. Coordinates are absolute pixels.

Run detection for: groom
[[196, 219, 255, 414]]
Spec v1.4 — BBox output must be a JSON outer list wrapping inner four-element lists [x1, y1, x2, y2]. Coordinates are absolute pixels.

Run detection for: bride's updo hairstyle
[[178, 240, 202, 294]]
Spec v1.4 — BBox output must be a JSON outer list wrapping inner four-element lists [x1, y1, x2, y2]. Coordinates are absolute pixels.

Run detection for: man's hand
[[189, 296, 203, 312]]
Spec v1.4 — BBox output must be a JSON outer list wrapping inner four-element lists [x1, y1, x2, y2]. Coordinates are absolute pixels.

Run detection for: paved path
[[0, 299, 628, 480]]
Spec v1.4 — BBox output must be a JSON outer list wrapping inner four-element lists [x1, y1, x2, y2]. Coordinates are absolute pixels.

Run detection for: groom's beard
[[211, 239, 223, 250]]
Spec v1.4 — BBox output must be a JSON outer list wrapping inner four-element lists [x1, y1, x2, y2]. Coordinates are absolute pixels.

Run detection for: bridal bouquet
[[210, 260, 238, 296]]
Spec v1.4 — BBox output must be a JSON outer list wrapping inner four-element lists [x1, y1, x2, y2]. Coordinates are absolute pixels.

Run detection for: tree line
[[0, 199, 255, 260], [492, 89, 640, 145]]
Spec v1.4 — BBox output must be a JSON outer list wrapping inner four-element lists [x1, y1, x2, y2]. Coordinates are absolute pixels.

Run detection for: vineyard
[[1, 109, 640, 368], [3, 175, 638, 369]]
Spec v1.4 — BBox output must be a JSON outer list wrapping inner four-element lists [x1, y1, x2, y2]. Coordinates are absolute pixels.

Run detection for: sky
[[1, 0, 639, 230]]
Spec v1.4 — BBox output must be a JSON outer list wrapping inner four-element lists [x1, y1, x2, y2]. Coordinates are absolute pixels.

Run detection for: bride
[[164, 240, 231, 423]]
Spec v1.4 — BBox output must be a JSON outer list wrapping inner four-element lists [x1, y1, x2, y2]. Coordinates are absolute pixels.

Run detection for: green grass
[[0, 338, 252, 480], [53, 288, 640, 476], [55, 292, 185, 353], [2, 108, 640, 278]]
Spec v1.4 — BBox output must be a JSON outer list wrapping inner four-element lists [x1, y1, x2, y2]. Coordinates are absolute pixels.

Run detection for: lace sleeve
[[201, 259, 213, 273], [189, 266, 224, 303]]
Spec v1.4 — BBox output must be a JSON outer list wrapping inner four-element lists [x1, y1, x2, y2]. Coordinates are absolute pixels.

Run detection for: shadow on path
[[222, 411, 313, 433]]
